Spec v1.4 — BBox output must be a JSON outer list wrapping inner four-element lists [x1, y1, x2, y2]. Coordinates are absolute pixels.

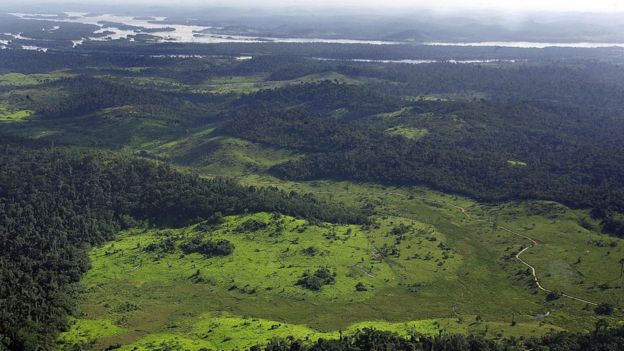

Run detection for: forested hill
[[221, 78, 624, 238], [0, 143, 365, 351]]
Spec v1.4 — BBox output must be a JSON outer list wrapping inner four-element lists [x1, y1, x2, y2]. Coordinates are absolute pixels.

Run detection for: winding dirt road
[[450, 202, 598, 306], [307, 187, 600, 305], [498, 225, 597, 305], [445, 197, 598, 306]]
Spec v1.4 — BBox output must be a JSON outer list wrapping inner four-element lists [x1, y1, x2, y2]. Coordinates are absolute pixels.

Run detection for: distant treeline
[[252, 323, 624, 351], [0, 50, 177, 74], [76, 41, 624, 62], [0, 142, 364, 350], [4, 41, 624, 75]]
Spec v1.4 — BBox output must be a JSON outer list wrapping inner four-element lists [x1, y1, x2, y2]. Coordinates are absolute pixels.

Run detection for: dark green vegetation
[[1, 47, 624, 350], [297, 267, 336, 291], [180, 237, 235, 257], [225, 69, 624, 238], [257, 324, 624, 351]]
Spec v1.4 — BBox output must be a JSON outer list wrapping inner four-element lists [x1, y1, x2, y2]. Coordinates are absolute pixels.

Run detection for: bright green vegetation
[[507, 160, 527, 167], [201, 72, 364, 94], [376, 107, 413, 120], [292, 72, 364, 85], [0, 104, 32, 121], [82, 213, 461, 302], [490, 202, 624, 308], [61, 312, 561, 351], [60, 185, 622, 349], [385, 126, 429, 140], [58, 319, 128, 347], [0, 72, 72, 86], [204, 76, 257, 93], [146, 132, 299, 176], [102, 71, 365, 96]]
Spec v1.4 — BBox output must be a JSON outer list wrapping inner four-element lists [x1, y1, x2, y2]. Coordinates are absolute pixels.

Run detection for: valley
[[50, 126, 623, 349]]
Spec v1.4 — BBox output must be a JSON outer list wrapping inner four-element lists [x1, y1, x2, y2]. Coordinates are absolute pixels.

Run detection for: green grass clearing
[[507, 160, 528, 167], [385, 126, 429, 140], [0, 104, 33, 121], [0, 72, 72, 86]]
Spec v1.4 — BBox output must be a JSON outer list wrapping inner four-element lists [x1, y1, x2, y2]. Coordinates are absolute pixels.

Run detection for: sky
[[6, 0, 624, 13], [235, 0, 624, 13]]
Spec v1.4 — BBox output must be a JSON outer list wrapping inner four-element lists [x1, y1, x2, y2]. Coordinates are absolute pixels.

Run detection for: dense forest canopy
[[221, 77, 624, 237]]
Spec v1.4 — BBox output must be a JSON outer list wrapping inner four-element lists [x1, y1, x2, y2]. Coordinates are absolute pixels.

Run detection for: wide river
[[7, 13, 624, 50], [9, 12, 399, 45]]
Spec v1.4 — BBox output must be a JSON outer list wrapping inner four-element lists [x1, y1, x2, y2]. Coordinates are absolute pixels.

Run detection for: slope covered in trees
[[220, 77, 624, 237], [0, 142, 364, 351]]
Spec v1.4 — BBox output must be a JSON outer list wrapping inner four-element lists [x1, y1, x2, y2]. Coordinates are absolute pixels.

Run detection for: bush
[[144, 237, 177, 254], [391, 224, 410, 236], [180, 237, 234, 257], [302, 246, 319, 256], [297, 267, 336, 291], [237, 219, 268, 232], [546, 290, 562, 301], [595, 303, 615, 315]]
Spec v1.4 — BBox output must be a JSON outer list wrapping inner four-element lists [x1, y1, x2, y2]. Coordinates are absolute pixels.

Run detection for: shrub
[[302, 246, 319, 256], [297, 267, 336, 291], [546, 290, 562, 301], [595, 303, 614, 315], [237, 219, 268, 232], [144, 237, 176, 254], [391, 224, 410, 236], [180, 237, 234, 257]]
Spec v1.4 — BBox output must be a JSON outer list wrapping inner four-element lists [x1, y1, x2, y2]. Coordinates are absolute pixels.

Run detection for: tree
[[594, 303, 615, 316], [296, 267, 336, 291], [546, 290, 562, 301]]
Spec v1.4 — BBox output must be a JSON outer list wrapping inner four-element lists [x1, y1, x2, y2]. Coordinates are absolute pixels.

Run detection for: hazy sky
[[8, 0, 624, 13], [243, 0, 624, 12]]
